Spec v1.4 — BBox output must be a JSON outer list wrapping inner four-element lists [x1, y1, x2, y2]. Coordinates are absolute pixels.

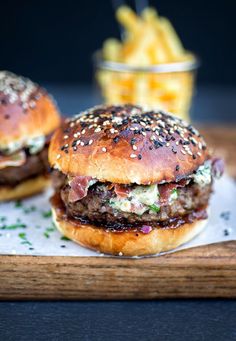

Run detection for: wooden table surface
[[0, 126, 235, 300]]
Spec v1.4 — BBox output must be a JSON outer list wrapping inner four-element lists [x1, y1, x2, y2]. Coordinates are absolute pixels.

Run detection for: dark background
[[1, 300, 236, 341], [0, 0, 235, 85]]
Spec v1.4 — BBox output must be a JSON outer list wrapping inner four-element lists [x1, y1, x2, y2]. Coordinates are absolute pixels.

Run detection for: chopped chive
[[0, 223, 26, 230], [149, 204, 160, 213], [21, 240, 32, 246], [44, 232, 50, 238], [42, 210, 52, 218], [170, 188, 178, 200], [61, 236, 70, 241], [45, 226, 56, 232], [15, 200, 22, 208], [19, 232, 26, 239], [24, 206, 37, 214], [18, 232, 32, 246]]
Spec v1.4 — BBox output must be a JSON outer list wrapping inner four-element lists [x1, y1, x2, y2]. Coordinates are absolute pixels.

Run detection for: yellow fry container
[[94, 52, 200, 122]]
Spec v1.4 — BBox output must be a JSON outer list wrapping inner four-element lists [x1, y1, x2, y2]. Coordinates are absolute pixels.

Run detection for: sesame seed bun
[[51, 196, 207, 256], [49, 105, 209, 184], [0, 175, 50, 201], [0, 71, 60, 151]]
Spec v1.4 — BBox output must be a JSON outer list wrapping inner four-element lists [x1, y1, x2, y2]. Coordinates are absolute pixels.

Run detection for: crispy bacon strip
[[68, 176, 92, 203], [114, 184, 130, 198], [159, 179, 189, 205]]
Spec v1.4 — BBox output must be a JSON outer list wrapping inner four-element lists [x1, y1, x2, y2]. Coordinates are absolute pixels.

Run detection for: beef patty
[[0, 147, 49, 186], [52, 171, 211, 226]]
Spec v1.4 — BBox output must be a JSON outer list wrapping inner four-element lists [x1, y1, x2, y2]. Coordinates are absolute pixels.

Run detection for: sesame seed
[[81, 129, 86, 134], [95, 127, 101, 133], [133, 145, 137, 150], [80, 141, 85, 146], [130, 153, 137, 158], [56, 154, 61, 159], [89, 139, 93, 145], [102, 147, 107, 152], [166, 142, 170, 147], [197, 151, 202, 156], [181, 149, 186, 155], [63, 135, 69, 139]]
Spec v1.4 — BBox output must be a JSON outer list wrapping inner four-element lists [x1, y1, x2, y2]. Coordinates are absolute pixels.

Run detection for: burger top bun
[[49, 105, 209, 185], [0, 71, 60, 152]]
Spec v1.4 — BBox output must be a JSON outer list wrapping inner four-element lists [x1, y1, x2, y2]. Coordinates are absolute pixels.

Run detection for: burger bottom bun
[[0, 175, 50, 201], [51, 204, 208, 256]]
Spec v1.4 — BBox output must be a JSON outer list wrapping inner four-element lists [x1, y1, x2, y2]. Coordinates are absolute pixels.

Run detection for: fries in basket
[[95, 6, 198, 121]]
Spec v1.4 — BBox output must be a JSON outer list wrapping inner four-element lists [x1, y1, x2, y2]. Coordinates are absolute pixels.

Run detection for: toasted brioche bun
[[0, 175, 50, 201], [0, 71, 60, 151], [52, 203, 207, 256], [49, 105, 209, 185]]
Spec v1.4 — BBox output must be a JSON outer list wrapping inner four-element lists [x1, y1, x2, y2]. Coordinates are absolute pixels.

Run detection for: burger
[[49, 104, 223, 256], [0, 71, 61, 201]]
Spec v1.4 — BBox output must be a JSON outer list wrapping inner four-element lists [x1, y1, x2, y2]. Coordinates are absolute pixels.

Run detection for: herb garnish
[[149, 204, 160, 213], [23, 205, 37, 214], [14, 200, 22, 208], [43, 224, 56, 238], [18, 232, 32, 246], [171, 188, 178, 199], [44, 232, 50, 238], [61, 236, 71, 241], [42, 210, 52, 218], [0, 223, 26, 230]]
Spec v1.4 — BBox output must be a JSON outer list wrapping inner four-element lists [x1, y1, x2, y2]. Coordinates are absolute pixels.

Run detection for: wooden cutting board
[[0, 126, 235, 300]]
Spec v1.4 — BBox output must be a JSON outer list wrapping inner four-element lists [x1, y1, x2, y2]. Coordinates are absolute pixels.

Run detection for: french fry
[[158, 17, 185, 60], [141, 7, 158, 24], [116, 6, 141, 34], [103, 38, 121, 62]]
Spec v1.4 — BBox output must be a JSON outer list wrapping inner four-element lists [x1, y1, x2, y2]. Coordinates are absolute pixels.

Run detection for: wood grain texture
[[0, 126, 235, 300]]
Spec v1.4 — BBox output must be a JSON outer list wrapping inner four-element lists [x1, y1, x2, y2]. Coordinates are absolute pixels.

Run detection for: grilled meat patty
[[52, 170, 211, 226], [0, 147, 49, 186]]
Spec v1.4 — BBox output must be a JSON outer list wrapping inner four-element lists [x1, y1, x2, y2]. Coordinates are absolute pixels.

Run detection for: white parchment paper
[[0, 174, 235, 257]]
